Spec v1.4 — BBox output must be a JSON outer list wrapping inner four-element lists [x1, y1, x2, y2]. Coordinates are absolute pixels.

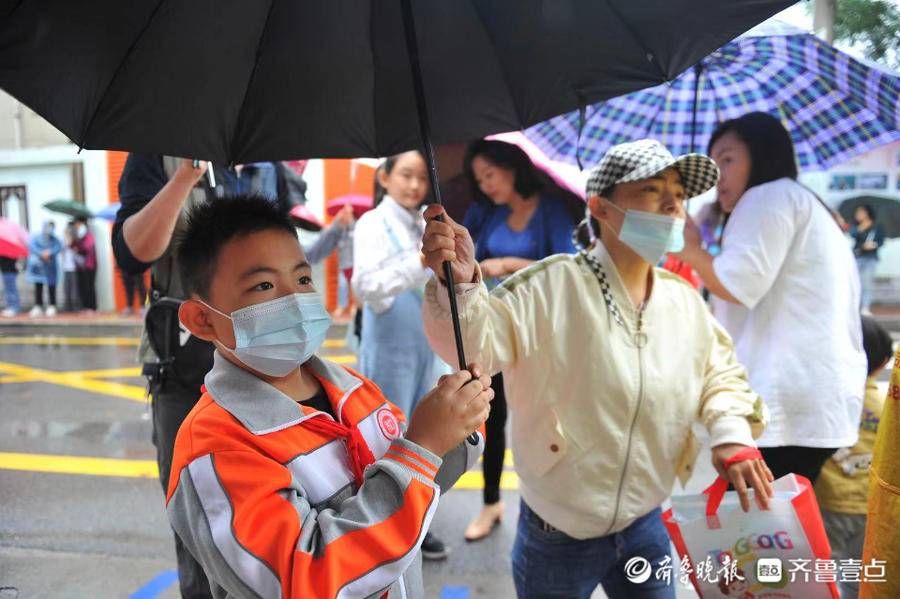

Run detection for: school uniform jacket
[[165, 353, 484, 599]]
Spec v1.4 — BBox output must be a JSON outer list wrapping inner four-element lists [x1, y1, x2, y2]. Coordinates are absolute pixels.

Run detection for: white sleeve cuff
[[426, 265, 484, 315], [708, 415, 756, 449]]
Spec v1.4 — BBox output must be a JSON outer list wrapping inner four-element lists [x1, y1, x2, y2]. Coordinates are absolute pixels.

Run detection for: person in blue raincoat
[[26, 221, 62, 317]]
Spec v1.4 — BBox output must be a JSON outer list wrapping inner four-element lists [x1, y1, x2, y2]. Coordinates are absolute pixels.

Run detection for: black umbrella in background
[[0, 0, 794, 371], [839, 196, 900, 238]]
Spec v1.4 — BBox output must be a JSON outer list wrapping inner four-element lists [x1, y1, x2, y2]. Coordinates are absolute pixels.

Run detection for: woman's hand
[[711, 443, 774, 512], [422, 205, 476, 284], [479, 258, 507, 278], [675, 216, 703, 264]]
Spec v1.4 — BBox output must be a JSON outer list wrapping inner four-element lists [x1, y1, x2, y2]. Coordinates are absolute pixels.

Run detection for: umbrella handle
[[192, 160, 217, 189]]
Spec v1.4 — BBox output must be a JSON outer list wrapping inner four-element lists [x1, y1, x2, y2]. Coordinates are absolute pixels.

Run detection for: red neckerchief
[[301, 414, 376, 487], [200, 384, 376, 487]]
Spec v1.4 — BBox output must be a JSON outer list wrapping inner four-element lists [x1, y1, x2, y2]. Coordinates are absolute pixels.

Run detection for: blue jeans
[[856, 256, 877, 311], [2, 271, 20, 312], [512, 502, 675, 599]]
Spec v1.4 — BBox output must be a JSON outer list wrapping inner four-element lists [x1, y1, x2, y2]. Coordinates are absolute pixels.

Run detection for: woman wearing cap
[[421, 139, 773, 599], [676, 112, 866, 484]]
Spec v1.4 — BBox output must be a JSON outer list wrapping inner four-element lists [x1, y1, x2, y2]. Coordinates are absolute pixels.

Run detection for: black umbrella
[[0, 0, 793, 370], [839, 196, 900, 239]]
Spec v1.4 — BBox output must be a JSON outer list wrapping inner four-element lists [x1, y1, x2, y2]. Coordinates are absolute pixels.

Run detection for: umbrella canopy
[[42, 199, 93, 219], [0, 1, 792, 164], [0, 217, 29, 259], [525, 21, 900, 171], [839, 196, 900, 238], [326, 194, 373, 219], [289, 204, 324, 232], [94, 202, 121, 222]]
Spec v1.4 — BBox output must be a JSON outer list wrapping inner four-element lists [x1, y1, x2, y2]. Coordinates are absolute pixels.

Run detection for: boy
[[815, 315, 894, 599], [167, 195, 492, 599]]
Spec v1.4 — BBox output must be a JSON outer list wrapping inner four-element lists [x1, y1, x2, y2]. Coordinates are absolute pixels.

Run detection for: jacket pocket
[[521, 410, 568, 477]]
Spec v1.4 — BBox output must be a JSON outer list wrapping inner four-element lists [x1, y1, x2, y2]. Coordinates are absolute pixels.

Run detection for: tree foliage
[[833, 0, 900, 68]]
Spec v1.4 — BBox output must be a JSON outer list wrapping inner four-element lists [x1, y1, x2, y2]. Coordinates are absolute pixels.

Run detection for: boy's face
[[180, 228, 314, 350]]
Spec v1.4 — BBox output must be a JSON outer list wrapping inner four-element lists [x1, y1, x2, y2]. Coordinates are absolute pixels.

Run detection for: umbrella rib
[[604, 0, 667, 82], [228, 0, 278, 165], [3, 0, 27, 20], [77, 0, 167, 151]]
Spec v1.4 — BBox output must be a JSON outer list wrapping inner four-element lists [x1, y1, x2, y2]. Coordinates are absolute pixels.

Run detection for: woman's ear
[[376, 167, 391, 190], [587, 195, 607, 222], [179, 300, 218, 342]]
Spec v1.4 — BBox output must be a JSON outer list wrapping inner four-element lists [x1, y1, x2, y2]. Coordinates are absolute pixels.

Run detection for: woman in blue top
[[461, 139, 577, 541]]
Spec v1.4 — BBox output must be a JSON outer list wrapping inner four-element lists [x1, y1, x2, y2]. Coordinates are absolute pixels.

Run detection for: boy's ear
[[179, 300, 218, 342]]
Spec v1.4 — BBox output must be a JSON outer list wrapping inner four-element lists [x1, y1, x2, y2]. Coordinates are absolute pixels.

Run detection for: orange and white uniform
[[165, 353, 484, 599]]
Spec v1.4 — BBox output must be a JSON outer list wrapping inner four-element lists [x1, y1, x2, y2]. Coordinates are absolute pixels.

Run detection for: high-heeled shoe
[[464, 502, 504, 542]]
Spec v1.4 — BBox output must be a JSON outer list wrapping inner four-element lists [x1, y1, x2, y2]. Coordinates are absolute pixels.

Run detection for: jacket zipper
[[603, 306, 646, 536]]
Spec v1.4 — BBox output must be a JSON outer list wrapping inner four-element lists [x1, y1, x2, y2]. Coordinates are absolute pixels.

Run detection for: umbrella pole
[[690, 63, 703, 154], [399, 0, 468, 373]]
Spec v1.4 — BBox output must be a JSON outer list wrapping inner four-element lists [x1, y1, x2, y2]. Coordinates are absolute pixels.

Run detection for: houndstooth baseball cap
[[585, 139, 719, 200]]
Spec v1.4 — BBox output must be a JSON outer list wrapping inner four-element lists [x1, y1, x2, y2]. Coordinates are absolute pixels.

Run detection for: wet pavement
[[1, 318, 896, 598]]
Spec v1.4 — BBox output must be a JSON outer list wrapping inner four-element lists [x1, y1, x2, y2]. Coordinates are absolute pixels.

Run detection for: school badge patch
[[376, 407, 400, 440]]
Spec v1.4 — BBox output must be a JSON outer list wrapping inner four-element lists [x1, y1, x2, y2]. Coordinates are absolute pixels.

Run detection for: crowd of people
[[0, 111, 889, 599], [1, 216, 97, 317]]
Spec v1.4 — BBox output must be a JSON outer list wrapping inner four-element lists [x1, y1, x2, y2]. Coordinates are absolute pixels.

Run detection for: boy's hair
[[176, 194, 297, 299], [861, 315, 894, 376]]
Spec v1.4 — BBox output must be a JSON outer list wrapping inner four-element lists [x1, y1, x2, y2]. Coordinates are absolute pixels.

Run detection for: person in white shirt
[[422, 139, 773, 599], [678, 111, 867, 483], [351, 150, 449, 561]]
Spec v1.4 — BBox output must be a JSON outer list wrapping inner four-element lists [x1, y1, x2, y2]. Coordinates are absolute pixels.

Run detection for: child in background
[[351, 151, 452, 559], [168, 195, 491, 598], [815, 315, 894, 599], [61, 221, 81, 312]]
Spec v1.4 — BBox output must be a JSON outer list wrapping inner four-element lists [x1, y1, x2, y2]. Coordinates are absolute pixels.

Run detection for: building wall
[[0, 90, 70, 149]]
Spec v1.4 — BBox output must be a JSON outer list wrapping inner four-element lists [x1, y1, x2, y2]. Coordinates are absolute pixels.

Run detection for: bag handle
[[703, 447, 762, 527]]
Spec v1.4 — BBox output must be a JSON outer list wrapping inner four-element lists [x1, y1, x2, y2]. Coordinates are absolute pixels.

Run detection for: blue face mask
[[608, 203, 685, 265], [202, 292, 332, 377]]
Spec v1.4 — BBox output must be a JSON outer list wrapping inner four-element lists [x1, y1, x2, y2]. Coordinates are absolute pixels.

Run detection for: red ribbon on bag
[[704, 447, 763, 527]]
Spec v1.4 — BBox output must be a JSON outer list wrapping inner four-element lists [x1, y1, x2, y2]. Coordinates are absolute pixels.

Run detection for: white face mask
[[200, 292, 332, 377], [605, 202, 685, 265]]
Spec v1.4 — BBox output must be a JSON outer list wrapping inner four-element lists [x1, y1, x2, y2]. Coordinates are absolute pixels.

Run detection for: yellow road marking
[[0, 362, 147, 402], [0, 452, 158, 478], [455, 470, 519, 490], [62, 367, 143, 379], [0, 451, 520, 489]]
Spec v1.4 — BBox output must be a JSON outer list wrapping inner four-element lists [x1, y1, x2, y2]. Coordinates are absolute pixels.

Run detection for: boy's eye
[[298, 276, 313, 286], [253, 282, 274, 291]]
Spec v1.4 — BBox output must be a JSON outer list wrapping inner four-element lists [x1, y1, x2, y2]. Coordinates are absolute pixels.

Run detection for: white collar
[[381, 195, 423, 229]]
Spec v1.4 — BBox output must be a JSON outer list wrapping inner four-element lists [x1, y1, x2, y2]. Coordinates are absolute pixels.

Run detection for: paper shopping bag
[[662, 473, 838, 598]]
